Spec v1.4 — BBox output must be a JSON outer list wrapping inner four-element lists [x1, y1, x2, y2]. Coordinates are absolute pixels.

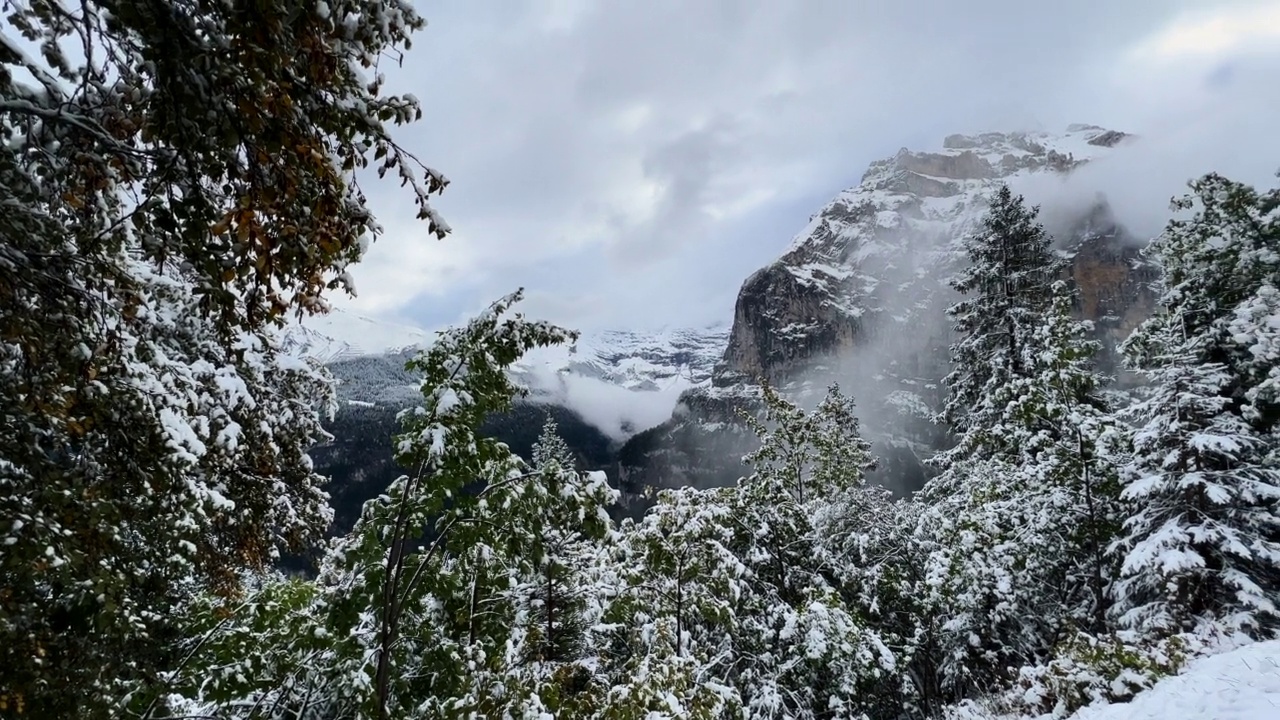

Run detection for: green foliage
[[0, 0, 448, 714], [316, 289, 578, 718], [925, 192, 1126, 702], [944, 184, 1063, 447], [586, 383, 898, 719], [1003, 632, 1187, 718], [741, 381, 876, 503], [516, 419, 617, 663], [167, 290, 641, 719], [157, 576, 326, 717], [305, 396, 617, 545]]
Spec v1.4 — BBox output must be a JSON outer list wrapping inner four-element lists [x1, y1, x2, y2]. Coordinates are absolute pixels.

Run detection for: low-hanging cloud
[[520, 366, 692, 441], [1013, 18, 1280, 244], [1016, 126, 1280, 247]]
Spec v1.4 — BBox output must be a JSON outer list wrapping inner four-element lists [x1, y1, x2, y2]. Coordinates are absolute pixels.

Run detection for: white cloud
[[334, 0, 1279, 332], [1011, 2, 1280, 243], [1129, 1, 1280, 63]]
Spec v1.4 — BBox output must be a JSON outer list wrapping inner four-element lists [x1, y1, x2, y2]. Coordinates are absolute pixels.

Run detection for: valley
[[306, 124, 1158, 509]]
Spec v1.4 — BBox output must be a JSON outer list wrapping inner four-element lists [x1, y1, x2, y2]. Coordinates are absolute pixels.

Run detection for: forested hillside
[[2, 2, 1277, 720], [309, 399, 618, 541]]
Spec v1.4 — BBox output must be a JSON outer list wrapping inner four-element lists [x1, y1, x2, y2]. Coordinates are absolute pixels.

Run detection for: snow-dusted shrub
[[1004, 632, 1188, 718]]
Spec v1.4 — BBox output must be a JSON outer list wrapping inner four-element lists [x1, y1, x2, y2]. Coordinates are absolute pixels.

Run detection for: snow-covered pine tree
[[924, 184, 1124, 700], [1112, 172, 1280, 638], [921, 284, 1121, 707], [166, 292, 618, 719], [1023, 288, 1125, 635], [741, 381, 876, 504], [0, 1, 447, 715], [322, 290, 579, 719], [822, 488, 944, 716], [729, 383, 896, 719], [519, 418, 617, 666], [943, 183, 1064, 459], [490, 419, 619, 716], [604, 486, 744, 717]]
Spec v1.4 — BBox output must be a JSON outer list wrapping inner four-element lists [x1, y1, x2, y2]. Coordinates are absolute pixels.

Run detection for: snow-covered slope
[[281, 307, 730, 439], [1069, 641, 1280, 720], [279, 309, 434, 363], [949, 641, 1280, 720], [514, 327, 729, 393], [282, 307, 727, 392], [511, 327, 730, 438]]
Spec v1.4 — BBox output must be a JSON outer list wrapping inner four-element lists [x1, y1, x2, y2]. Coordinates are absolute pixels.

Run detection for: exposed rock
[[722, 262, 861, 383], [718, 126, 1149, 387], [1087, 129, 1129, 148], [1063, 201, 1157, 375], [942, 134, 979, 149], [894, 150, 995, 180]]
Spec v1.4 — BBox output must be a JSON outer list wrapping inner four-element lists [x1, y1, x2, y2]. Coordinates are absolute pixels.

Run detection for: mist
[[1016, 75, 1280, 245], [520, 367, 690, 443], [508, 90, 1280, 494], [756, 110, 1280, 494]]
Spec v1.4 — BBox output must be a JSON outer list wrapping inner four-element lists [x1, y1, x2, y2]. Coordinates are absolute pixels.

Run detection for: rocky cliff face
[[619, 124, 1157, 495], [722, 124, 1146, 384]]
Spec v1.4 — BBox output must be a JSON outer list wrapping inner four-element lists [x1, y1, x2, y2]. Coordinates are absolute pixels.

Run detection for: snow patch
[[1067, 641, 1280, 720]]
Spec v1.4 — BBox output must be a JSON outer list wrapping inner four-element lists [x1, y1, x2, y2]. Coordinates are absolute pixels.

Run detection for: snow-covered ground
[[1065, 640, 1280, 720], [950, 640, 1280, 720]]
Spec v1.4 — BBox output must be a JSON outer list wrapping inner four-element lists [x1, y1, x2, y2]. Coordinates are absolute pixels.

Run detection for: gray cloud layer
[[341, 0, 1280, 333]]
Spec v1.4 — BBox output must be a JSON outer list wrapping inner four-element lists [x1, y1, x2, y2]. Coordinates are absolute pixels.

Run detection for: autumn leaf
[[211, 215, 233, 235]]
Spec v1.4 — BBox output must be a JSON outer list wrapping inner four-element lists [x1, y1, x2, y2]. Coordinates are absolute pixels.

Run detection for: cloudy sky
[[341, 0, 1280, 333]]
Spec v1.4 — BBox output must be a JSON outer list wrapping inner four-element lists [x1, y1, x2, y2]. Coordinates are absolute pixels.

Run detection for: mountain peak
[[862, 124, 1129, 189], [725, 123, 1144, 385], [620, 124, 1154, 494]]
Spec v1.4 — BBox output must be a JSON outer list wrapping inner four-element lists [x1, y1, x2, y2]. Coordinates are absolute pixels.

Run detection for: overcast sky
[[341, 0, 1280, 333]]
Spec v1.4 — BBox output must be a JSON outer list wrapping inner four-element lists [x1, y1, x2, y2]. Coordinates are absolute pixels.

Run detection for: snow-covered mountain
[[619, 124, 1156, 492], [279, 310, 435, 363], [719, 123, 1143, 385], [514, 327, 730, 438], [514, 328, 729, 393], [280, 307, 730, 439]]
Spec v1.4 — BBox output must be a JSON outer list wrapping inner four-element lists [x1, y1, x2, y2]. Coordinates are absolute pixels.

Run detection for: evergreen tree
[[330, 290, 579, 719], [943, 184, 1063, 457], [169, 291, 580, 718], [604, 486, 744, 717], [489, 419, 619, 717], [0, 0, 447, 714], [821, 490, 944, 717], [925, 183, 1124, 699], [599, 379, 893, 720], [741, 381, 876, 504], [727, 383, 895, 719], [518, 419, 617, 666], [1112, 172, 1280, 637]]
